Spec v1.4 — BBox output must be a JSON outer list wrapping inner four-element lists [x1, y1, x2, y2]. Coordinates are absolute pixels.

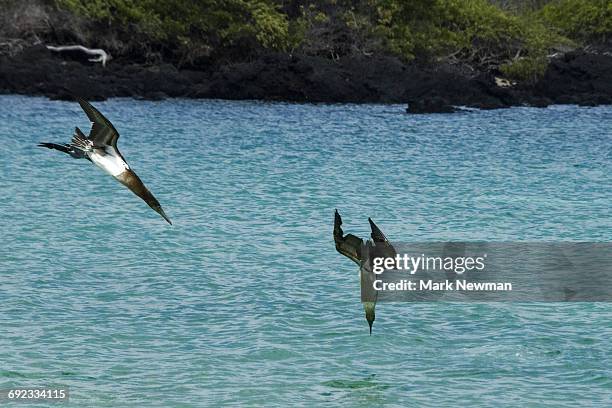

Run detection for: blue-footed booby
[[334, 209, 396, 334], [38, 96, 171, 224]]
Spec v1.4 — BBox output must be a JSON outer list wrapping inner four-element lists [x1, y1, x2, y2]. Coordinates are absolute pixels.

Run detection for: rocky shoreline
[[1, 44, 611, 112]]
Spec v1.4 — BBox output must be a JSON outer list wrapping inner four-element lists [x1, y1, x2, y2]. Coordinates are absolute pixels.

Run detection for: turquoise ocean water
[[0, 95, 611, 406]]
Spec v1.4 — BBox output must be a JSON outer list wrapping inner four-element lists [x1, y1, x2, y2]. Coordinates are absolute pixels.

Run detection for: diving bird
[[334, 209, 396, 334], [38, 96, 172, 224]]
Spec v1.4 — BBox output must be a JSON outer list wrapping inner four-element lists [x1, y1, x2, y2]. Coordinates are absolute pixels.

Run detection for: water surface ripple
[[0, 96, 610, 406]]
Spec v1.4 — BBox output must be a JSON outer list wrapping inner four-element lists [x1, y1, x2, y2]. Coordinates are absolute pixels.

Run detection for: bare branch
[[46, 44, 111, 67]]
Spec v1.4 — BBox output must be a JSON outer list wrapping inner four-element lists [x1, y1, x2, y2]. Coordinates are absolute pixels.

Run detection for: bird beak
[[157, 207, 172, 225], [368, 321, 373, 335]]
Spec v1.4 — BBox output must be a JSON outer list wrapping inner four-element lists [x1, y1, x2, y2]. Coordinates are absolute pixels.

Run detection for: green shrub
[[249, 2, 289, 49], [500, 55, 548, 81], [540, 0, 612, 41], [54, 0, 291, 53]]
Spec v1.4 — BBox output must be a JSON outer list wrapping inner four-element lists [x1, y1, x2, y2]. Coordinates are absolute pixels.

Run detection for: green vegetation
[[50, 0, 612, 79], [540, 0, 612, 41], [499, 54, 549, 82], [369, 0, 563, 81], [54, 0, 289, 64]]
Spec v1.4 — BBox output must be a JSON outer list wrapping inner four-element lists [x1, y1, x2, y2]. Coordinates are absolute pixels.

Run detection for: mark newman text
[[373, 279, 512, 291]]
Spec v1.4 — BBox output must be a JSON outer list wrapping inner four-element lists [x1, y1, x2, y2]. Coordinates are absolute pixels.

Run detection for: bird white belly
[[89, 150, 129, 177]]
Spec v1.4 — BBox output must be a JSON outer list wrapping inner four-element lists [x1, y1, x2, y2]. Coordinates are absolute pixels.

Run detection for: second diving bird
[[38, 96, 172, 224], [334, 209, 396, 334]]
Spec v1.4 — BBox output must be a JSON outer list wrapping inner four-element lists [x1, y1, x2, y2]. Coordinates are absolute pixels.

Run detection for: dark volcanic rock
[[532, 50, 612, 105], [407, 97, 457, 114], [1, 45, 611, 110], [139, 91, 168, 101], [527, 96, 553, 108]]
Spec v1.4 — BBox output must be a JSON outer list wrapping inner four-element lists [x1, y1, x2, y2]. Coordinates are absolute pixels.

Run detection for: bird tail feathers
[[71, 127, 92, 151]]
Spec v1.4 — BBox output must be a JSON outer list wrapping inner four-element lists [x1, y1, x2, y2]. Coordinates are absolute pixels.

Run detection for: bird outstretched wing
[[368, 217, 389, 243], [75, 96, 120, 149], [37, 142, 88, 159], [368, 218, 397, 258], [334, 209, 363, 265]]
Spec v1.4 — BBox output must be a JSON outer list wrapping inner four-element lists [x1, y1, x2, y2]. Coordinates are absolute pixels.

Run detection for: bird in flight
[[38, 97, 172, 224], [334, 209, 396, 334]]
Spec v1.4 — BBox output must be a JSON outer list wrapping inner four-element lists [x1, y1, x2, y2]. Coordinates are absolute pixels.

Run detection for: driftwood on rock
[[46, 45, 110, 66]]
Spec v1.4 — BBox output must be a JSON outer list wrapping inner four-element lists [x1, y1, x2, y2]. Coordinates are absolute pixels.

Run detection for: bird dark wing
[[368, 218, 389, 243], [75, 96, 120, 148], [368, 218, 397, 258], [38, 142, 72, 154], [334, 209, 363, 265], [38, 142, 88, 160]]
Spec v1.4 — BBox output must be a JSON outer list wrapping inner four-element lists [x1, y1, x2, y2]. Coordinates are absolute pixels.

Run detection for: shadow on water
[[319, 374, 392, 406], [322, 374, 388, 390]]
